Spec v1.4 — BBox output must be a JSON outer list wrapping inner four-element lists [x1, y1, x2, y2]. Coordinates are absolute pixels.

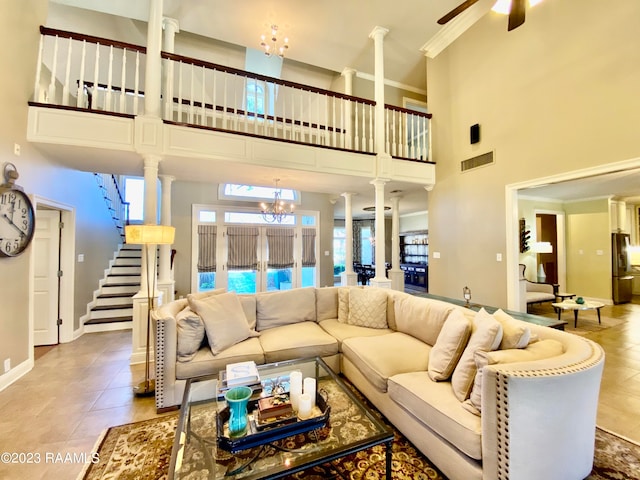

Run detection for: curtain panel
[[227, 226, 259, 270], [266, 227, 295, 268], [302, 228, 317, 267], [197, 225, 217, 272]]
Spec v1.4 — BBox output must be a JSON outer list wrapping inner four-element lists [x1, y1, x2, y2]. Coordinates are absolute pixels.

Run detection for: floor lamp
[[125, 224, 175, 396]]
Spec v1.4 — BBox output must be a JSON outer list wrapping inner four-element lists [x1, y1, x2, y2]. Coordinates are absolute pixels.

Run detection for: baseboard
[[0, 358, 34, 393]]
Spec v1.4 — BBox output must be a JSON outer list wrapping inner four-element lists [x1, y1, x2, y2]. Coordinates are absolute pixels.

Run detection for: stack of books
[[218, 361, 262, 397], [257, 394, 293, 423]]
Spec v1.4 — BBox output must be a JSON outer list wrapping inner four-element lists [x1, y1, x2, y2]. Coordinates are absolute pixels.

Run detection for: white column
[[144, 0, 163, 117], [162, 17, 179, 119], [158, 175, 175, 303], [341, 68, 356, 150], [340, 192, 358, 286], [370, 178, 391, 288], [369, 26, 388, 155], [388, 193, 405, 291]]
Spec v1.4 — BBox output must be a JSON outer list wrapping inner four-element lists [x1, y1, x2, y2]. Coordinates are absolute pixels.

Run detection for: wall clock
[[0, 163, 35, 257]]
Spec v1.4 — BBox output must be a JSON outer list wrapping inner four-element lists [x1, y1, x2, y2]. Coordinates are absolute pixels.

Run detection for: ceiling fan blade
[[508, 0, 526, 31], [437, 0, 481, 25]]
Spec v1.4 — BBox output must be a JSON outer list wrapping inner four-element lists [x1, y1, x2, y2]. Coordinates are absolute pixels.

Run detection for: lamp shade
[[531, 241, 553, 254], [125, 224, 175, 245]]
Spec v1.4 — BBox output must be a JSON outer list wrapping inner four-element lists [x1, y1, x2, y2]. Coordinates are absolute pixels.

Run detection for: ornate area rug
[[80, 413, 640, 480]]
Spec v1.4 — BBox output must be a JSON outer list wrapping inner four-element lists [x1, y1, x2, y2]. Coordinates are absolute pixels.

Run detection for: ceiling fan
[[438, 0, 527, 31]]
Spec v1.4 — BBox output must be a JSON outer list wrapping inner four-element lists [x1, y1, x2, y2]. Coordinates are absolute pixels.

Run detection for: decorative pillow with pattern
[[347, 287, 388, 329], [176, 306, 205, 362]]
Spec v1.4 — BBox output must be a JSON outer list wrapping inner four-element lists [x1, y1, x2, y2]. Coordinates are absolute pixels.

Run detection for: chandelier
[[261, 179, 294, 223], [260, 25, 289, 57]]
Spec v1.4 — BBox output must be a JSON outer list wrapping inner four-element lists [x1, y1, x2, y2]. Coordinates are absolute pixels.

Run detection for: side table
[[551, 300, 604, 328]]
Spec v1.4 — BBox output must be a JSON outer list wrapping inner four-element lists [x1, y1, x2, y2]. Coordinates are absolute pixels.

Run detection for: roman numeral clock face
[[0, 189, 35, 257]]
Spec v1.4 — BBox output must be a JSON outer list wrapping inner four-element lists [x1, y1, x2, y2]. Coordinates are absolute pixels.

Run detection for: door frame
[[29, 196, 75, 356]]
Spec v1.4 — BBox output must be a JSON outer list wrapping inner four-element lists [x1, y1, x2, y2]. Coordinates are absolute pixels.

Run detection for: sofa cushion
[[464, 338, 565, 415], [316, 286, 339, 321], [176, 306, 205, 362], [186, 288, 227, 301], [189, 291, 260, 355], [342, 332, 431, 392], [388, 371, 482, 460], [347, 287, 388, 328], [175, 338, 264, 380], [451, 308, 503, 402], [393, 295, 455, 346], [319, 319, 393, 348], [258, 321, 339, 363], [493, 309, 531, 349], [256, 287, 317, 331], [428, 309, 472, 381]]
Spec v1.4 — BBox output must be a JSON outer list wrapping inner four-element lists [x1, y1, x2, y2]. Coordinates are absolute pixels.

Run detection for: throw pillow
[[428, 310, 472, 381], [337, 287, 351, 323], [347, 287, 388, 328], [463, 338, 565, 415], [176, 306, 205, 362], [451, 308, 503, 402], [493, 309, 531, 349], [188, 291, 259, 355]]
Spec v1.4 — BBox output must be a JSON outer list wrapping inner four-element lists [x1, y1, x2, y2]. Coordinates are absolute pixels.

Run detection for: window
[[360, 227, 373, 264], [246, 80, 265, 116], [333, 227, 346, 276], [124, 177, 144, 222], [221, 183, 298, 204]]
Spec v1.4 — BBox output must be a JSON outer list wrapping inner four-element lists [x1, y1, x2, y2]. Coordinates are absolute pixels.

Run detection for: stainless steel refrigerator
[[612, 232, 633, 304]]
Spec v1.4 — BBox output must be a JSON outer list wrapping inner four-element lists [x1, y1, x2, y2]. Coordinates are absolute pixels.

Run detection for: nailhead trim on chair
[[493, 338, 604, 479]]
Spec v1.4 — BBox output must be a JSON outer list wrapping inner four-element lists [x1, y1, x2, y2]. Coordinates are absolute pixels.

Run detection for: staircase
[[83, 245, 141, 333]]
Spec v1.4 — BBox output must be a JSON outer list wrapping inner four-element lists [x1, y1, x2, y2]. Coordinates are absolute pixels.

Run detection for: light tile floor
[[0, 299, 638, 479]]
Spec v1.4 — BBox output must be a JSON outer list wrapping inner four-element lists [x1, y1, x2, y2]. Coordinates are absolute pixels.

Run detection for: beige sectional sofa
[[153, 286, 604, 480]]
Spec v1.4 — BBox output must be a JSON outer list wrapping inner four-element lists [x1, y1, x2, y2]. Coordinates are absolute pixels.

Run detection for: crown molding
[[420, 0, 493, 59]]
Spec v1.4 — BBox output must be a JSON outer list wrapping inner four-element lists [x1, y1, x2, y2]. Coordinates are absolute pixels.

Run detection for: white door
[[33, 209, 61, 346]]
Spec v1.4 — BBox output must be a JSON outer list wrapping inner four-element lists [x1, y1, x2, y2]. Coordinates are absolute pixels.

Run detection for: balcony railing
[[33, 26, 432, 162]]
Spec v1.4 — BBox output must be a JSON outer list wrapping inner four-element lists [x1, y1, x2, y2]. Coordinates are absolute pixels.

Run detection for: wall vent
[[461, 151, 494, 172]]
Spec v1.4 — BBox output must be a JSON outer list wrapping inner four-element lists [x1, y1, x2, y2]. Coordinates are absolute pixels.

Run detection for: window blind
[[197, 225, 216, 272], [227, 226, 259, 270]]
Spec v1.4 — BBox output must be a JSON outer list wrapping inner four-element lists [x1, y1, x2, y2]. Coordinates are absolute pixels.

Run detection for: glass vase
[[224, 386, 252, 438]]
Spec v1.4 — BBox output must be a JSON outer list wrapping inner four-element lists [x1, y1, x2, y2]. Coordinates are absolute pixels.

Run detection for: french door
[[192, 206, 317, 294]]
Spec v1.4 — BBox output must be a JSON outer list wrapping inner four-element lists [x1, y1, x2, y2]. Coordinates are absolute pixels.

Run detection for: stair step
[[85, 316, 132, 325], [97, 293, 135, 299], [92, 303, 133, 311], [103, 282, 140, 288], [89, 306, 133, 319], [113, 258, 141, 266]]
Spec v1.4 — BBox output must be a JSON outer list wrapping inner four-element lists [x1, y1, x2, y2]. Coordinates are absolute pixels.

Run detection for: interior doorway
[[536, 213, 558, 284]]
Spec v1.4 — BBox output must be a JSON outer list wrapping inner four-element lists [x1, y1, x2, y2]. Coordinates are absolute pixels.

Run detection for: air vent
[[461, 151, 494, 172]]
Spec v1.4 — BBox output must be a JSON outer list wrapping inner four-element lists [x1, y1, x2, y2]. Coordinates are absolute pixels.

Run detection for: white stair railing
[[94, 173, 129, 237]]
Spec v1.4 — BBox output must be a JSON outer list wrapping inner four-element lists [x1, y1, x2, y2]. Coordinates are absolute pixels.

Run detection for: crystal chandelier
[[261, 179, 294, 223], [260, 25, 289, 57]]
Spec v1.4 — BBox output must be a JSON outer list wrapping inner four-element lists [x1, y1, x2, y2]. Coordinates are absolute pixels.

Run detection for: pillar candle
[[297, 393, 312, 419], [289, 370, 303, 411], [303, 377, 316, 409]]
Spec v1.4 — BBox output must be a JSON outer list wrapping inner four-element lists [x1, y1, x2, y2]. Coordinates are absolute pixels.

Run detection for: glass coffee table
[[169, 357, 394, 479]]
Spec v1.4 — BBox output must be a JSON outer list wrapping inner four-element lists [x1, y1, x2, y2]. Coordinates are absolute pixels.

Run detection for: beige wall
[[0, 0, 124, 380], [564, 199, 611, 300], [427, 0, 640, 307]]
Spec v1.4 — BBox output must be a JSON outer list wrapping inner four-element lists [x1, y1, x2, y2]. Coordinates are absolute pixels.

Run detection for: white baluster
[[119, 49, 127, 114], [92, 42, 100, 110], [368, 104, 374, 153], [307, 90, 313, 143], [354, 100, 359, 151], [385, 109, 390, 155], [281, 87, 286, 140], [212, 69, 217, 128], [77, 40, 86, 108], [33, 34, 44, 103], [62, 37, 72, 106], [105, 45, 114, 111], [48, 35, 59, 104], [409, 113, 415, 159], [201, 65, 206, 126], [391, 109, 397, 156], [188, 63, 194, 124], [177, 61, 183, 121], [222, 72, 228, 129], [133, 51, 140, 115], [243, 76, 249, 133], [290, 87, 296, 141]]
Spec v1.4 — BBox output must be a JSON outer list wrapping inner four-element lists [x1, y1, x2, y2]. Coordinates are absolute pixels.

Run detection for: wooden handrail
[[40, 25, 147, 54], [161, 51, 376, 105], [384, 104, 432, 118]]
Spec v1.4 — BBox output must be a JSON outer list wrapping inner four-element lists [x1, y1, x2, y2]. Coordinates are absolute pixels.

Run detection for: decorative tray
[[216, 392, 330, 453]]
